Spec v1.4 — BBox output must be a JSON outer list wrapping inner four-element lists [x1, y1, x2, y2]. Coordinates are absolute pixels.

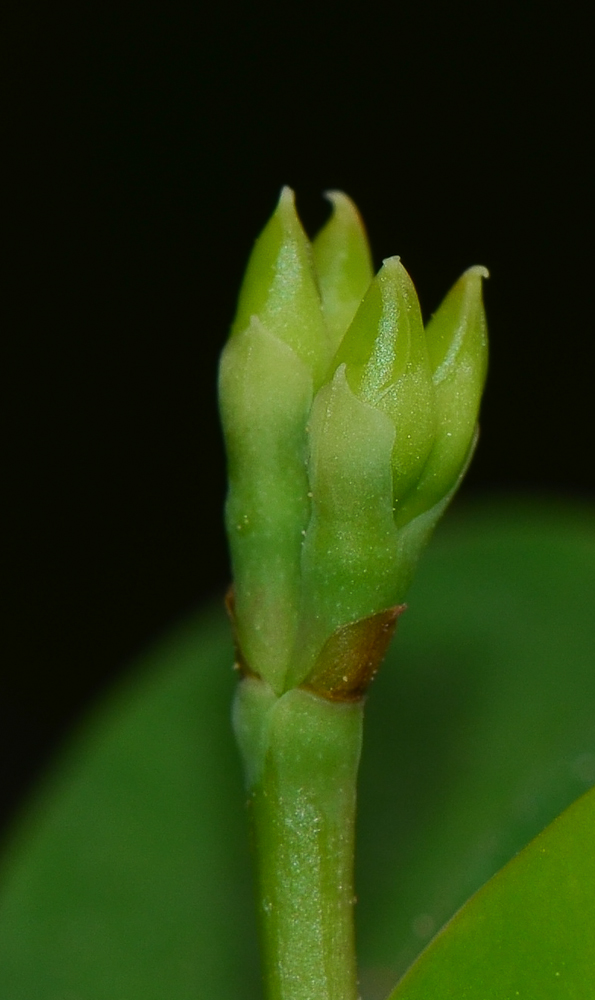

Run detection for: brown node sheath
[[302, 604, 406, 702], [225, 586, 405, 700]]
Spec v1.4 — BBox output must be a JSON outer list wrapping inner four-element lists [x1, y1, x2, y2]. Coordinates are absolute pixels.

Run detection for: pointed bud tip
[[453, 265, 489, 316], [380, 254, 402, 269], [318, 190, 372, 254], [322, 188, 349, 205], [322, 189, 362, 217], [377, 255, 413, 290], [463, 264, 489, 281], [274, 186, 310, 245], [277, 186, 298, 220], [279, 185, 296, 204]]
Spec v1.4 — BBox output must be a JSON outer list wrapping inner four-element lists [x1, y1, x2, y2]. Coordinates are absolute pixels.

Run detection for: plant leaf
[[0, 612, 261, 999], [356, 498, 595, 996], [387, 783, 595, 998]]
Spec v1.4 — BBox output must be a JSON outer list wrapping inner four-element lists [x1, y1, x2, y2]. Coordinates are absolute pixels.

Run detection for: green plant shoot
[[219, 188, 488, 1000]]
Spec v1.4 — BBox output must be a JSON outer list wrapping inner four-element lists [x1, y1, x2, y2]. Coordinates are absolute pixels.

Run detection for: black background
[[4, 0, 594, 830]]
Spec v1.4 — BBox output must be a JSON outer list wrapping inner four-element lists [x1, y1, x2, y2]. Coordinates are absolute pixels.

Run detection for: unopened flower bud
[[333, 256, 436, 505], [311, 191, 374, 352], [397, 265, 489, 526], [220, 189, 488, 696], [230, 185, 331, 388]]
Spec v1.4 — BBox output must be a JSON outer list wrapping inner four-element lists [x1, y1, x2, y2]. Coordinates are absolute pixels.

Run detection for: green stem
[[233, 677, 363, 1000]]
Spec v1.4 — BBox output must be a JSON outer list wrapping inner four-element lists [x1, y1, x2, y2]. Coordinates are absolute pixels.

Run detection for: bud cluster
[[219, 188, 488, 696]]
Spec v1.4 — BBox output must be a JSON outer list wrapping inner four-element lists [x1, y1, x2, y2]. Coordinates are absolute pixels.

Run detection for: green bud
[[333, 256, 436, 506], [230, 186, 331, 389], [220, 190, 489, 697], [395, 265, 489, 527], [311, 191, 374, 353]]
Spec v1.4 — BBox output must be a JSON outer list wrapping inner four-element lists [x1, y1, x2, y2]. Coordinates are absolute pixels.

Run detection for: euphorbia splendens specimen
[[219, 188, 488, 1000]]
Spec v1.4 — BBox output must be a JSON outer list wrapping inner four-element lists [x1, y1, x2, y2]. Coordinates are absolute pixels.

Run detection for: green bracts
[[219, 188, 488, 698]]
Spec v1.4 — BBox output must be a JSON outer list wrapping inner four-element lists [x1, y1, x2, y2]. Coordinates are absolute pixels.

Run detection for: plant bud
[[230, 186, 331, 388], [220, 190, 489, 697], [333, 256, 436, 507], [311, 191, 374, 352], [219, 188, 327, 691]]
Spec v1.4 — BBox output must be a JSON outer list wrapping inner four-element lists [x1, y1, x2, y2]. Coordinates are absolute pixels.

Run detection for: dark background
[[4, 0, 594, 830]]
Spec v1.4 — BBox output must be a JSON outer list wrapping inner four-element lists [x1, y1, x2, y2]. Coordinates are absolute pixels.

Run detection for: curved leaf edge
[[387, 782, 595, 999]]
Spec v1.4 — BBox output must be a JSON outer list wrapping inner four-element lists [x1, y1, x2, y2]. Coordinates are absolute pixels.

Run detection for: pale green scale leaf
[[219, 318, 313, 692], [287, 365, 400, 688]]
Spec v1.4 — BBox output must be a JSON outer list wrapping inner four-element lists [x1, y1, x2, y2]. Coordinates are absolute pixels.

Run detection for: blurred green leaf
[[357, 497, 595, 995], [387, 783, 595, 998], [0, 613, 260, 999], [1, 498, 595, 998]]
